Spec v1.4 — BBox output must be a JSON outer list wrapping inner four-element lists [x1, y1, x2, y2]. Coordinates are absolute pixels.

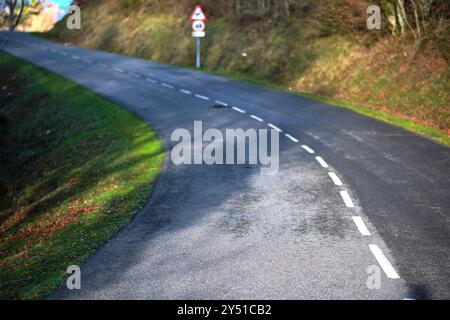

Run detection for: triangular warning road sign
[[190, 5, 207, 21]]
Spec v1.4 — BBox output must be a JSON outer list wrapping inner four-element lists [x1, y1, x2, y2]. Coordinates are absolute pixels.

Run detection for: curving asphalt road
[[1, 32, 449, 299]]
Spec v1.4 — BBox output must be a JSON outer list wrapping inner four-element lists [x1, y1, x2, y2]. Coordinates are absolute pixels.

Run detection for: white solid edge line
[[369, 244, 400, 279], [352, 216, 371, 236], [181, 89, 192, 95], [285, 133, 298, 143], [328, 172, 343, 186], [195, 94, 210, 100], [215, 100, 228, 106], [161, 83, 174, 88], [232, 106, 246, 113], [268, 123, 282, 132], [301, 145, 315, 154], [339, 190, 355, 208], [315, 156, 329, 168], [250, 115, 263, 122]]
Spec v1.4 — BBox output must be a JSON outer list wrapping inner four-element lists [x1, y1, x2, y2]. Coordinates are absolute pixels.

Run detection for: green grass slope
[[0, 53, 164, 299], [45, 0, 449, 145]]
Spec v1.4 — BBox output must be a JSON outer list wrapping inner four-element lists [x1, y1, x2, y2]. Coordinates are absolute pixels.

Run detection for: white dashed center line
[[231, 106, 246, 114], [250, 115, 263, 122], [98, 63, 108, 68], [59, 52, 68, 56], [339, 190, 355, 208], [195, 94, 210, 101], [71, 55, 80, 60], [161, 83, 174, 89], [352, 216, 371, 236], [129, 72, 141, 79], [285, 133, 298, 143], [268, 123, 282, 132], [180, 89, 192, 95], [328, 172, 343, 186], [315, 156, 329, 168], [215, 100, 228, 106], [369, 244, 400, 279], [146, 78, 157, 83], [301, 145, 315, 154], [113, 68, 125, 73]]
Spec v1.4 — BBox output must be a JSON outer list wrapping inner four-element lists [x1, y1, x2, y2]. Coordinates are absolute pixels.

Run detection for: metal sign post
[[196, 37, 201, 69], [190, 5, 207, 70]]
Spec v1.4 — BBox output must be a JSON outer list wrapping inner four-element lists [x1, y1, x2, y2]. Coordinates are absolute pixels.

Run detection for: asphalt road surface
[[1, 32, 449, 299]]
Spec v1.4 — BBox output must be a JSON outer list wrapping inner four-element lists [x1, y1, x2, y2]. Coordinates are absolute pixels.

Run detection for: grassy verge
[[40, 0, 449, 145], [0, 52, 164, 299], [196, 68, 450, 146]]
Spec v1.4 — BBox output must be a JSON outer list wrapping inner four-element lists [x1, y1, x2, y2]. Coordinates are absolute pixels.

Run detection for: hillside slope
[[46, 0, 449, 142], [0, 53, 164, 299]]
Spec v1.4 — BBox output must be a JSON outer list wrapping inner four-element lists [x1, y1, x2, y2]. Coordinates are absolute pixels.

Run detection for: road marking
[[129, 72, 141, 79], [40, 46, 47, 50], [339, 190, 355, 208], [146, 78, 157, 83], [180, 89, 192, 95], [195, 94, 210, 101], [83, 59, 93, 64], [113, 68, 125, 73], [71, 55, 80, 60], [98, 63, 108, 68], [301, 145, 315, 154], [215, 100, 228, 106], [328, 172, 343, 186], [315, 156, 329, 168], [352, 216, 371, 236], [250, 115, 263, 122], [268, 123, 282, 132], [231, 106, 246, 114], [161, 83, 174, 89], [369, 244, 400, 279], [285, 133, 298, 143], [59, 52, 68, 56]]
